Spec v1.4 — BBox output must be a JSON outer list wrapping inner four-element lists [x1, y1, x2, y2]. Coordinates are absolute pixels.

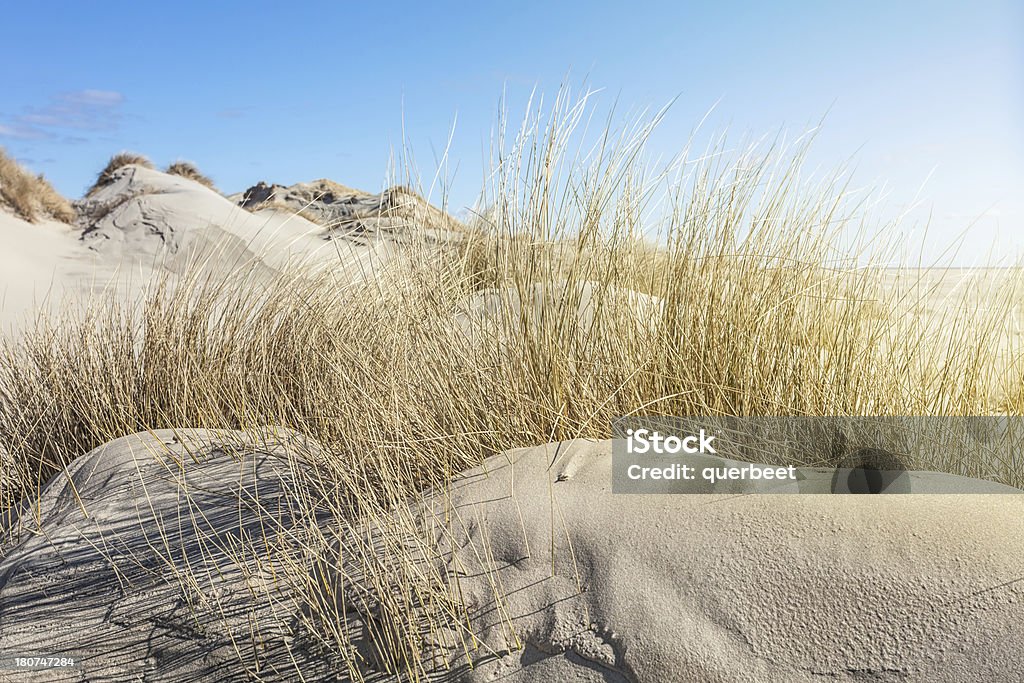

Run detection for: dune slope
[[403, 440, 1024, 682], [0, 164, 456, 338], [5, 431, 1017, 681]]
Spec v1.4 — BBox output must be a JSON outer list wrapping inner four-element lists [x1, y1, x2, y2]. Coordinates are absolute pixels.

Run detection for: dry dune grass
[[0, 148, 76, 223], [2, 93, 1023, 678], [382, 183, 464, 232], [305, 177, 367, 199], [166, 160, 217, 191], [240, 178, 370, 207], [239, 178, 371, 223], [88, 151, 154, 195], [242, 178, 463, 234]]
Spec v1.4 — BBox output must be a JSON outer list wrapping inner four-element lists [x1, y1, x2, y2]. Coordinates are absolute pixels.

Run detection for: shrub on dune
[[166, 160, 217, 191], [88, 151, 154, 195], [0, 148, 76, 224]]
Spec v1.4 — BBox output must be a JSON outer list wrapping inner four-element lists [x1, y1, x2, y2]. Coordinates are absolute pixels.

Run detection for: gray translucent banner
[[611, 416, 1023, 494]]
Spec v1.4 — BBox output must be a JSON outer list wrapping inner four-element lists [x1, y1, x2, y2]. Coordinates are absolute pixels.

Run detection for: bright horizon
[[2, 1, 1021, 264]]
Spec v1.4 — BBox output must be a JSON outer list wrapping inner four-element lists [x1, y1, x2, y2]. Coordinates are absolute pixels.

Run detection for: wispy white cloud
[[66, 90, 124, 106], [0, 89, 126, 142], [0, 122, 54, 140]]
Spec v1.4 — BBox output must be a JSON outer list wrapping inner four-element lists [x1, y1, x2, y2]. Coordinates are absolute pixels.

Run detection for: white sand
[[0, 211, 119, 335], [2, 432, 1021, 680], [0, 429, 338, 681], [81, 165, 340, 274], [405, 439, 1023, 681]]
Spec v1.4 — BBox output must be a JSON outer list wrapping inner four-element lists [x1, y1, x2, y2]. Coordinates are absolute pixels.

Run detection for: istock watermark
[[624, 428, 718, 455], [611, 416, 1024, 494]]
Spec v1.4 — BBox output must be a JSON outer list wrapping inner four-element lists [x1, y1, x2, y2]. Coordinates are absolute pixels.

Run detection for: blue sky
[[2, 1, 1021, 263]]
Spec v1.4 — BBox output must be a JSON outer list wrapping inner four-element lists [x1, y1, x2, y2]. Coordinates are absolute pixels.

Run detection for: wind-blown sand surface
[[0, 429, 338, 682], [1, 433, 1020, 681], [416, 440, 1022, 682]]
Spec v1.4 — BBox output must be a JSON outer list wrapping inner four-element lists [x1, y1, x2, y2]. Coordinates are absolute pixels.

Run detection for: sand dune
[[0, 429, 338, 681], [234, 178, 463, 238], [80, 164, 331, 273], [2, 432, 1019, 681], [0, 211, 102, 335], [408, 439, 1022, 681], [0, 164, 456, 338], [454, 280, 664, 344]]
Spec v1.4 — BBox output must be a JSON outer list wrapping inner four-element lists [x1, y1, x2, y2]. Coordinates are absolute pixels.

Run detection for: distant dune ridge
[[235, 178, 463, 236], [0, 154, 459, 336], [87, 151, 155, 195]]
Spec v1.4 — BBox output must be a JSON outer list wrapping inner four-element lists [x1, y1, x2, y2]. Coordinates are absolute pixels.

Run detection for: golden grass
[[2, 92, 1023, 678], [166, 160, 217, 191], [88, 151, 154, 195], [0, 148, 76, 223]]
